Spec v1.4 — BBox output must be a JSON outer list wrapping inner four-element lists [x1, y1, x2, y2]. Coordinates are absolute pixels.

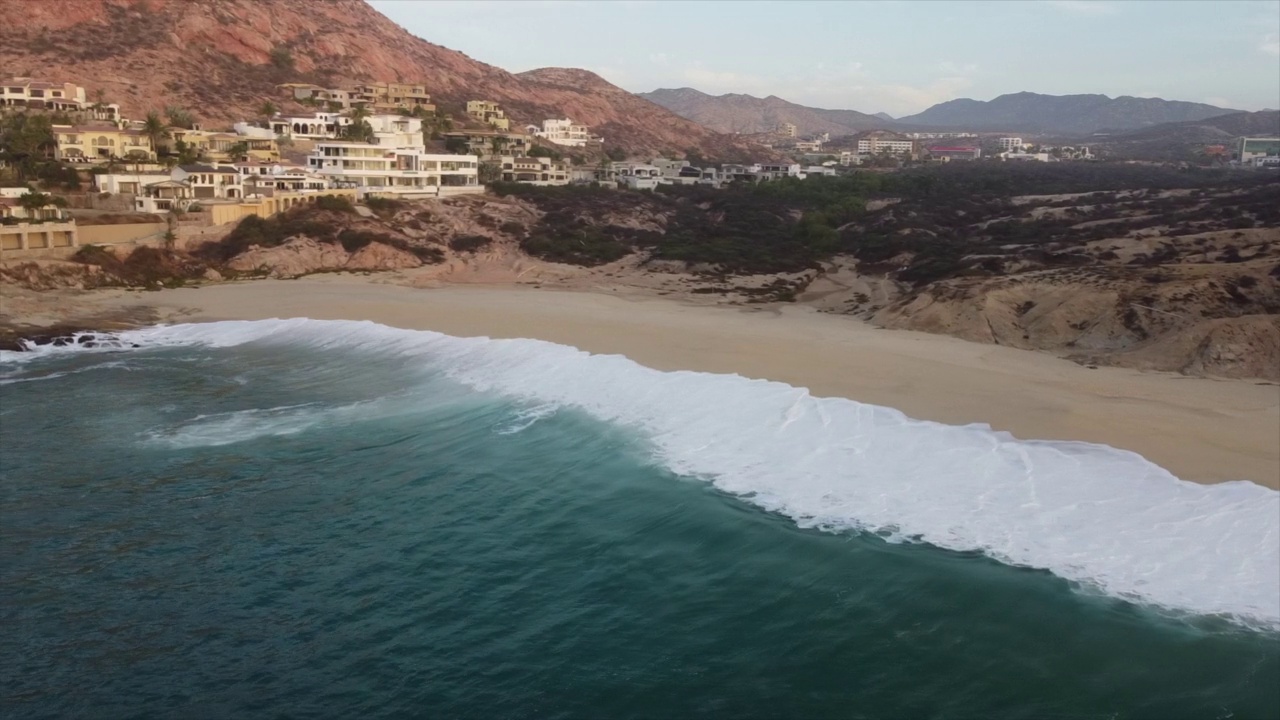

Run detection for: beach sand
[[32, 273, 1280, 489]]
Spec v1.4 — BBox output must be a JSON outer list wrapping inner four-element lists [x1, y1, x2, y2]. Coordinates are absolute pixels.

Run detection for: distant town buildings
[[927, 146, 982, 161], [1239, 137, 1280, 165], [776, 122, 797, 138], [998, 137, 1025, 152]]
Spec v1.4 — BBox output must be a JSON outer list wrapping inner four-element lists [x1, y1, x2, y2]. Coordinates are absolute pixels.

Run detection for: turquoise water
[[2, 320, 1278, 719]]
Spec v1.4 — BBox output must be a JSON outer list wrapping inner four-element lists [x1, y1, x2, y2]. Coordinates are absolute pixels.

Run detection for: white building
[[235, 161, 330, 193], [757, 162, 802, 180], [173, 164, 245, 200], [1000, 152, 1052, 162], [531, 118, 601, 147], [497, 156, 571, 186], [308, 145, 477, 198], [857, 138, 914, 155], [802, 165, 837, 177], [998, 137, 1025, 152], [94, 171, 172, 195]]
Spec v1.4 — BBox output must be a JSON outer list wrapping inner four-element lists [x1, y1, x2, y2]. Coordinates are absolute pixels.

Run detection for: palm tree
[[259, 101, 278, 123], [142, 111, 170, 156], [349, 102, 370, 124], [489, 136, 509, 157]]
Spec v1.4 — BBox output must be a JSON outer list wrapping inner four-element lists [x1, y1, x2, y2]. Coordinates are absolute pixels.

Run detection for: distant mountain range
[[1108, 109, 1279, 142], [637, 88, 889, 137], [641, 88, 1246, 138], [895, 92, 1240, 135]]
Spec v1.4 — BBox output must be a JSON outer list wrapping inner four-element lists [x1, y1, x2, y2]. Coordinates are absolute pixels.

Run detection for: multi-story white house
[[610, 162, 664, 190], [174, 164, 245, 199], [306, 117, 478, 198], [530, 118, 601, 147], [496, 156, 571, 186], [998, 137, 1025, 152], [234, 161, 330, 194], [757, 162, 802, 180], [2, 78, 86, 112]]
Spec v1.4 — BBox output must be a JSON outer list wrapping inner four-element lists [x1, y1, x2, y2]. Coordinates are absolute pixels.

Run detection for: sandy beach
[[28, 273, 1267, 490]]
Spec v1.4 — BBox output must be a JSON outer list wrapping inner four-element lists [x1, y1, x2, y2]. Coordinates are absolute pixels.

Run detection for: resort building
[[856, 137, 915, 155], [776, 122, 798, 138], [998, 137, 1026, 152], [466, 101, 511, 131], [496, 156, 571, 185], [52, 123, 155, 162], [530, 118, 601, 147], [305, 117, 478, 197]]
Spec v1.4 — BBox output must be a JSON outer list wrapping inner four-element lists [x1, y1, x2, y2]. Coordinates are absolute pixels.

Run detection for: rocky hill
[[1111, 110, 1280, 143], [897, 92, 1239, 135], [639, 87, 891, 137], [0, 0, 761, 160]]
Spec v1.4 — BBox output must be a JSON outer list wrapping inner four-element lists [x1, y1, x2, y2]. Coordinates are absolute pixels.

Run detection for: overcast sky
[[370, 0, 1280, 118]]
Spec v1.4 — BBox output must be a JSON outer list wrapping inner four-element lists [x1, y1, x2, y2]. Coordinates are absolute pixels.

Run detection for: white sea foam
[[6, 318, 1279, 628]]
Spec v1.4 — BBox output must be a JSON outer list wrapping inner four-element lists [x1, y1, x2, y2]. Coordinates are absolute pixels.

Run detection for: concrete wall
[[0, 221, 81, 260], [78, 222, 168, 247], [207, 189, 359, 226]]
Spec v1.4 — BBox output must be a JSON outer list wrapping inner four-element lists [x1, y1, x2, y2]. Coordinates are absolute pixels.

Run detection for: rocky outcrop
[[225, 236, 421, 278], [873, 267, 1280, 380], [0, 0, 765, 159]]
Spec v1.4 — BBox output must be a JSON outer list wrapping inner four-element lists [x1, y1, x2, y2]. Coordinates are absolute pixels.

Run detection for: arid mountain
[[897, 92, 1239, 135], [638, 87, 891, 137], [1111, 110, 1280, 143], [0, 0, 763, 159]]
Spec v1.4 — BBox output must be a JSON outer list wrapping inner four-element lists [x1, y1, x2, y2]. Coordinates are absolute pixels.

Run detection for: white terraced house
[[304, 116, 476, 198], [269, 112, 353, 140], [308, 145, 480, 197], [530, 118, 600, 147]]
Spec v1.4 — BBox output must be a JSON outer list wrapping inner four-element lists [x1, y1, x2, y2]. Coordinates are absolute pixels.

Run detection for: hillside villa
[[52, 122, 155, 161], [497, 156, 570, 185], [529, 118, 601, 147], [466, 101, 511, 130]]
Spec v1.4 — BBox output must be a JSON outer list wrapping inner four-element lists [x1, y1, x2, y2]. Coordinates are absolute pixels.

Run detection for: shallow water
[[2, 321, 1277, 719]]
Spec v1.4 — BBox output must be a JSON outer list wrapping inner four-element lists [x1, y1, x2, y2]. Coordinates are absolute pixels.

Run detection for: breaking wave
[[4, 318, 1278, 628]]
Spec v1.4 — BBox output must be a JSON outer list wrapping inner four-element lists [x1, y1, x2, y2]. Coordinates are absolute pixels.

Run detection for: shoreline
[[6, 273, 1279, 489]]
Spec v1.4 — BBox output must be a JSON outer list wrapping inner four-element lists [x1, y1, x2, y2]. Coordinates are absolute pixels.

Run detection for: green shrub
[[314, 195, 355, 214]]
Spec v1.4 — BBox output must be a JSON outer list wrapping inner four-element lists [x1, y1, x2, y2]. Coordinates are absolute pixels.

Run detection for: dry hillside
[[0, 0, 763, 159]]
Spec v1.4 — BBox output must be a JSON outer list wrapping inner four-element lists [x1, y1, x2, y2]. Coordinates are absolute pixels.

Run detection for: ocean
[[2, 318, 1277, 719]]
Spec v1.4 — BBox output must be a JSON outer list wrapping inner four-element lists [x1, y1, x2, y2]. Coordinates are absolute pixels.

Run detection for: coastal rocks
[[345, 243, 423, 271], [202, 268, 224, 282], [225, 236, 422, 278], [227, 237, 351, 278]]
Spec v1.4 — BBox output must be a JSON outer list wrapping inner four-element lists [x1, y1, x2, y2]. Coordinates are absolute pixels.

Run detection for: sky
[[369, 0, 1280, 118]]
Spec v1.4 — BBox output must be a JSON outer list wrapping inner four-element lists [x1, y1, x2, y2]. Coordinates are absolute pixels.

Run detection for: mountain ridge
[[638, 87, 893, 137], [897, 91, 1240, 135]]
